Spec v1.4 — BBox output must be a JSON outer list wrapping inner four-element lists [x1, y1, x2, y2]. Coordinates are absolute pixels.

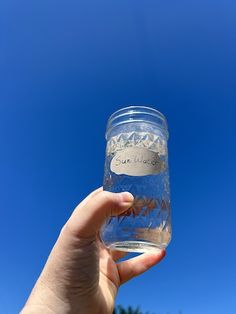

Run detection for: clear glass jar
[[101, 106, 171, 253]]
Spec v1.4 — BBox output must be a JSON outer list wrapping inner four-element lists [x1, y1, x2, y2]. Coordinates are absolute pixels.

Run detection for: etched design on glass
[[101, 131, 171, 252], [106, 131, 167, 155]]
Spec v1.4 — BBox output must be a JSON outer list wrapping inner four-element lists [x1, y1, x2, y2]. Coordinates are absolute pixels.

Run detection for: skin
[[21, 188, 166, 314]]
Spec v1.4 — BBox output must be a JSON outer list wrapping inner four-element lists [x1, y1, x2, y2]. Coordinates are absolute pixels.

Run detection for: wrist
[[21, 305, 55, 314]]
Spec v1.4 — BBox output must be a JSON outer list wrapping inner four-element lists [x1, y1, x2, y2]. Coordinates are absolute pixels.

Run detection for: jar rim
[[106, 105, 168, 139]]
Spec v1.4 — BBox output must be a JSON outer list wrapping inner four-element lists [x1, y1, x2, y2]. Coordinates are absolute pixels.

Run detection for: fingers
[[66, 190, 134, 239], [110, 250, 128, 261], [98, 241, 127, 261], [77, 187, 103, 208], [117, 250, 166, 285]]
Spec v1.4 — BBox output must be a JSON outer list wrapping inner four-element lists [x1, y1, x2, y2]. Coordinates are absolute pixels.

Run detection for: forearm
[[21, 278, 70, 314], [21, 277, 110, 314]]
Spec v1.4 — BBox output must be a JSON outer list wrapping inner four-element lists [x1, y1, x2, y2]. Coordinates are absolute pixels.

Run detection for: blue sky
[[0, 0, 236, 313]]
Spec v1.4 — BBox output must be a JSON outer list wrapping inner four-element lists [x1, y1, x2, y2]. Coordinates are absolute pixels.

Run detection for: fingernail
[[119, 192, 134, 204]]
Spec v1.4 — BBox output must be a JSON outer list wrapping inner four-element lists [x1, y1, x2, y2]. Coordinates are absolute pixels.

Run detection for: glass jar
[[101, 106, 171, 253]]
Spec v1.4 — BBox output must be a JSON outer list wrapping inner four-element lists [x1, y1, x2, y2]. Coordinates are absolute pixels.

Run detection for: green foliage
[[113, 305, 149, 314], [114, 305, 183, 314]]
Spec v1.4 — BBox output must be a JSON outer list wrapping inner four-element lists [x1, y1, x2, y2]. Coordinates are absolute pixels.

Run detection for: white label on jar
[[110, 147, 164, 176]]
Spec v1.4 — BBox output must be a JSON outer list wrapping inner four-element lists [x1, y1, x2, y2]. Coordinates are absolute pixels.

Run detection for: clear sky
[[0, 0, 236, 313]]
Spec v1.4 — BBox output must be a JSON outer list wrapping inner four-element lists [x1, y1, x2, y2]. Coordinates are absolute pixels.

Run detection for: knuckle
[[100, 190, 116, 204], [59, 224, 67, 237]]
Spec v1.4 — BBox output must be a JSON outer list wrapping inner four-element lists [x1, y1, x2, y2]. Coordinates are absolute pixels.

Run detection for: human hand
[[21, 188, 165, 314]]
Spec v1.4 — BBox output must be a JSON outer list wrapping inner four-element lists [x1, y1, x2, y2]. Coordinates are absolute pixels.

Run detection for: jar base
[[108, 241, 164, 253]]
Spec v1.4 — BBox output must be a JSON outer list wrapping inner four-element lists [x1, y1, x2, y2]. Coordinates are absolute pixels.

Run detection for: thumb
[[66, 190, 134, 239]]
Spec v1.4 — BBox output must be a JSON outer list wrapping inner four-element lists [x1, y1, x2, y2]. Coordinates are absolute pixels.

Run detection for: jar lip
[[106, 105, 168, 138]]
